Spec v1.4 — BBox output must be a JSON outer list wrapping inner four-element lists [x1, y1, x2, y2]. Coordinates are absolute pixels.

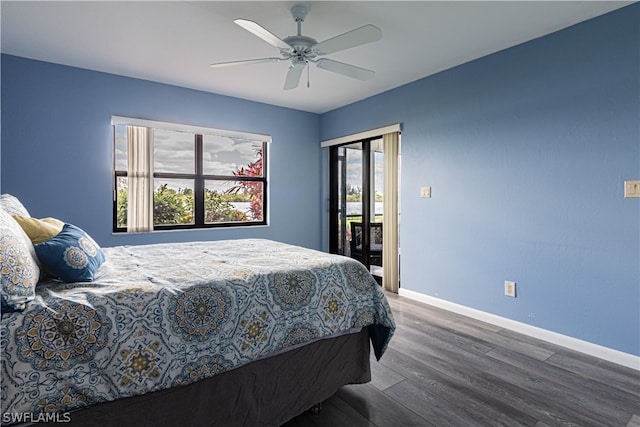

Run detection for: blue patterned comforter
[[1, 239, 394, 418]]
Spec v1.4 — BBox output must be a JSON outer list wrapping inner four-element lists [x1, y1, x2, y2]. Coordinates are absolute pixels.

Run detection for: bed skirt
[[42, 328, 371, 427]]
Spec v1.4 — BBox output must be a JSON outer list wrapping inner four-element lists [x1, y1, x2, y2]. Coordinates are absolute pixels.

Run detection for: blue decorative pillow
[[0, 209, 40, 312], [34, 223, 105, 282]]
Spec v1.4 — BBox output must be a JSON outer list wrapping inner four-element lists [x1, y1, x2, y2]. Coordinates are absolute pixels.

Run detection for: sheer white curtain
[[127, 126, 154, 232], [382, 131, 400, 293]]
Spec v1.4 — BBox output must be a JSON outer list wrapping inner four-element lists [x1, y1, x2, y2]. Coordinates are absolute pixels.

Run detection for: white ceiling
[[1, 1, 632, 114]]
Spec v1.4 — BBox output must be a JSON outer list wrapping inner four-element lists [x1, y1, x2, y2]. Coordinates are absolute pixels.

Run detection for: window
[[113, 117, 268, 233]]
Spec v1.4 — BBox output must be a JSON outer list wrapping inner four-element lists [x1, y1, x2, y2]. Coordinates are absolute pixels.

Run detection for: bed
[[1, 200, 395, 426]]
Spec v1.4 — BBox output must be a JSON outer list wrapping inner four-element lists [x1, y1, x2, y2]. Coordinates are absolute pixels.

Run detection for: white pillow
[[1, 194, 31, 217], [0, 209, 40, 312]]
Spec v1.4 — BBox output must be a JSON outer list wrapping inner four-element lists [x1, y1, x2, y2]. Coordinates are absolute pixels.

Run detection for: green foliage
[[346, 192, 383, 202], [205, 190, 247, 222], [153, 184, 194, 225], [116, 186, 128, 228], [117, 184, 246, 228], [219, 192, 251, 203], [116, 147, 264, 228]]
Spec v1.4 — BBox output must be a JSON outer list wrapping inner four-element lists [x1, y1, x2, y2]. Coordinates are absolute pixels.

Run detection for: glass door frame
[[329, 137, 379, 270]]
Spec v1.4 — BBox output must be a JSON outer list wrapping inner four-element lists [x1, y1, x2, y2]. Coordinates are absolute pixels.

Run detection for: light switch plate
[[420, 186, 431, 198], [624, 180, 640, 198]]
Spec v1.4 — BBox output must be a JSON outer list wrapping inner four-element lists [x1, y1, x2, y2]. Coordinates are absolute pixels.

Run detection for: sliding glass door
[[329, 138, 383, 275]]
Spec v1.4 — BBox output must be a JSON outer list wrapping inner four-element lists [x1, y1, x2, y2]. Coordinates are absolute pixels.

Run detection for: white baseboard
[[398, 288, 640, 371]]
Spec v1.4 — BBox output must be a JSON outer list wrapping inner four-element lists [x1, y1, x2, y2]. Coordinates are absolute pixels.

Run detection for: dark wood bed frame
[[49, 329, 371, 427]]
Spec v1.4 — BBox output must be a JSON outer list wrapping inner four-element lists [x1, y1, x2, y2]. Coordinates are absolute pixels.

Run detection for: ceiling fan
[[210, 5, 382, 90]]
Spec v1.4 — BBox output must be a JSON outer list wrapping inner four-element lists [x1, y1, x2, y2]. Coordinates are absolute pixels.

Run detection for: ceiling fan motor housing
[[281, 35, 318, 61], [284, 5, 316, 62]]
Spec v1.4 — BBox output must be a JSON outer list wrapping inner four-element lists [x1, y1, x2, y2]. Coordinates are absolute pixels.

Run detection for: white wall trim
[[398, 288, 640, 371], [320, 123, 401, 147]]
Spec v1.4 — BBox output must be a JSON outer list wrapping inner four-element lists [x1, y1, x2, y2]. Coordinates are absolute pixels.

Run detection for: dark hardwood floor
[[284, 292, 640, 427]]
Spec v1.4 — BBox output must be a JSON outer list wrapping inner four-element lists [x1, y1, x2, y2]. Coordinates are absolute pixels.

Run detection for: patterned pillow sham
[[0, 194, 30, 217], [34, 223, 105, 283], [0, 209, 40, 312]]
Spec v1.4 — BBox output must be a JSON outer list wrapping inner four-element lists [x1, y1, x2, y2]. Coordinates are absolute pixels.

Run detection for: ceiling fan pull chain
[[307, 63, 311, 88]]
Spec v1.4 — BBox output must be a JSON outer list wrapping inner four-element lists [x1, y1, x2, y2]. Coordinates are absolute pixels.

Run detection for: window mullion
[[194, 134, 205, 226], [261, 141, 267, 223]]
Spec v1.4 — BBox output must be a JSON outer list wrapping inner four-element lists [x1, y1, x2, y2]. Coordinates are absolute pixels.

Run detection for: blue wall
[[2, 4, 638, 357], [321, 4, 640, 356], [1, 55, 322, 249]]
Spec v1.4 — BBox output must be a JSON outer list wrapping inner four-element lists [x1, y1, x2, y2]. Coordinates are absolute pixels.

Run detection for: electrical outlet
[[504, 281, 516, 297], [420, 186, 431, 198]]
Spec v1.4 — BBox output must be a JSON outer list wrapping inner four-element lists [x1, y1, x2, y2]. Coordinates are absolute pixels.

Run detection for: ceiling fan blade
[[316, 58, 375, 81], [283, 63, 305, 90], [314, 24, 382, 55], [210, 57, 283, 69], [234, 19, 292, 50]]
